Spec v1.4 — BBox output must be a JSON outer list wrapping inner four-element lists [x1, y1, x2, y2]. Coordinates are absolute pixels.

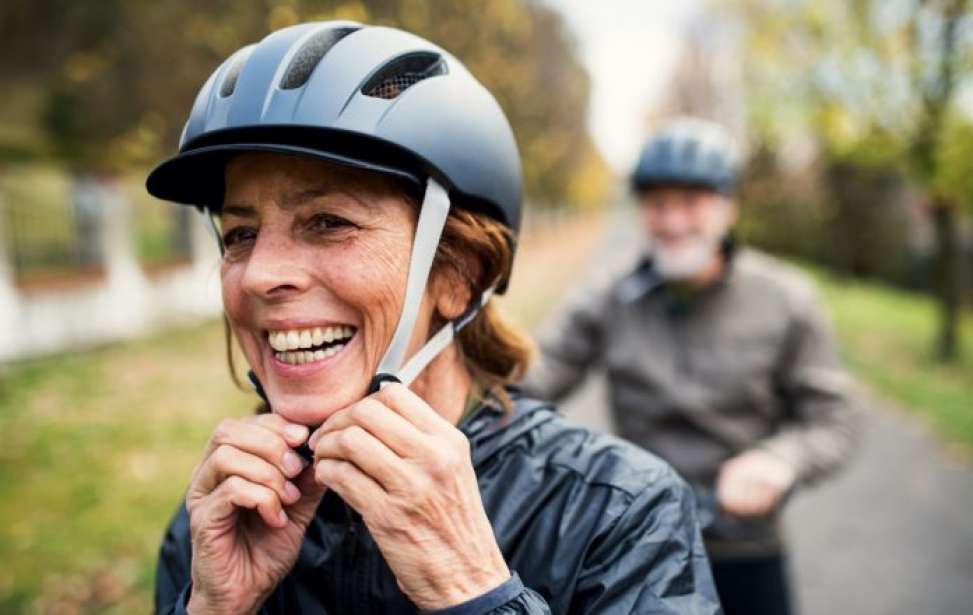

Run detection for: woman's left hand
[[307, 383, 510, 611]]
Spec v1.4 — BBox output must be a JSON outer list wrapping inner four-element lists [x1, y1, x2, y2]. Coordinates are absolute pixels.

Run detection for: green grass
[[0, 322, 256, 614], [805, 265, 973, 453]]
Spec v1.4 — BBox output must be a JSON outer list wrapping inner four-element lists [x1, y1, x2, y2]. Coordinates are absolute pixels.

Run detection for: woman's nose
[[240, 231, 313, 299]]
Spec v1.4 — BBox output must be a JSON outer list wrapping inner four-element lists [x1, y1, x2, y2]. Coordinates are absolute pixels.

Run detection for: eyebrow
[[222, 204, 257, 218]]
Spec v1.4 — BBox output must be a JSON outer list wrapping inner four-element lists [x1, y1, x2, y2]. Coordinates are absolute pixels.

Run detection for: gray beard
[[650, 235, 722, 281]]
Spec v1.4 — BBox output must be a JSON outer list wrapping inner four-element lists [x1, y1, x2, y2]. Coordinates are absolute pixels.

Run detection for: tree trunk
[[931, 197, 961, 361]]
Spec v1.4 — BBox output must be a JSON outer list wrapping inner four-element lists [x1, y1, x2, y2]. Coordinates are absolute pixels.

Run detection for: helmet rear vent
[[362, 52, 447, 100], [280, 26, 360, 90]]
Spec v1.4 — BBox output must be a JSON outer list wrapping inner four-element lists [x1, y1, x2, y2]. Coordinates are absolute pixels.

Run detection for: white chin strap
[[369, 177, 450, 391], [370, 177, 498, 392]]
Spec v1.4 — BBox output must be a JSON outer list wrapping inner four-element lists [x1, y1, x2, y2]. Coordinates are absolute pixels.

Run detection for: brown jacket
[[522, 246, 861, 559]]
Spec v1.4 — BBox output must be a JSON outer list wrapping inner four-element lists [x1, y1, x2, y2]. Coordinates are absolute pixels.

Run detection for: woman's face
[[220, 152, 432, 426]]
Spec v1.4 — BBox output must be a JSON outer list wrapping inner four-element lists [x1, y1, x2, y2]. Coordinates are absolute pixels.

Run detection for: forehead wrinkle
[[281, 185, 380, 212]]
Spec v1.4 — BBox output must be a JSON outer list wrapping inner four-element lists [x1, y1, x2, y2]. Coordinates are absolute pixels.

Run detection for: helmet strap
[[205, 209, 225, 258], [370, 177, 450, 389]]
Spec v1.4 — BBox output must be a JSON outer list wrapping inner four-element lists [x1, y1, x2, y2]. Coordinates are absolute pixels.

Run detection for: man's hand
[[716, 449, 796, 518]]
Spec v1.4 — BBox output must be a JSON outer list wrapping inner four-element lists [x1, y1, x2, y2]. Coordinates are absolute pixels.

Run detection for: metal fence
[[0, 166, 193, 286]]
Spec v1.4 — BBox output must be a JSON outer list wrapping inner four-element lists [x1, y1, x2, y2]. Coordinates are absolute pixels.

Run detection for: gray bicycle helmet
[[146, 21, 523, 399], [631, 117, 739, 195]]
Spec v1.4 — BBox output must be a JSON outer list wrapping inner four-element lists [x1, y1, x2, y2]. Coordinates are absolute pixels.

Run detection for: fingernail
[[284, 481, 301, 503], [285, 424, 308, 442], [282, 451, 304, 476], [277, 509, 288, 526]]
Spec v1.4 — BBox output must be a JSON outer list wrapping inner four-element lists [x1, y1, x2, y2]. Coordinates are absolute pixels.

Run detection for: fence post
[[0, 193, 18, 362], [98, 175, 149, 334]]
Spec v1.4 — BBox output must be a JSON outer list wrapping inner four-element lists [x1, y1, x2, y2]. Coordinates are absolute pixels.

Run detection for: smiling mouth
[[267, 325, 357, 365]]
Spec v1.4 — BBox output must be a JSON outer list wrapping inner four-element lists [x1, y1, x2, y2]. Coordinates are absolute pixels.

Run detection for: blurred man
[[522, 117, 860, 615]]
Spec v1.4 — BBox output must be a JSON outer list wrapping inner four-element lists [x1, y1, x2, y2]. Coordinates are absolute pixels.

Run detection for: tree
[[726, 0, 973, 360], [0, 0, 609, 208]]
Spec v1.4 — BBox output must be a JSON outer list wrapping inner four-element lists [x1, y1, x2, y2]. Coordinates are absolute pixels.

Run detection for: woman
[[148, 22, 720, 615]]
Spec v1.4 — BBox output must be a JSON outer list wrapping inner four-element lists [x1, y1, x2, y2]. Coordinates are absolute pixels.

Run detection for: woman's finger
[[315, 458, 386, 515], [203, 418, 309, 479], [204, 475, 289, 529], [372, 383, 453, 435], [309, 397, 425, 458], [313, 424, 410, 493], [195, 444, 301, 506]]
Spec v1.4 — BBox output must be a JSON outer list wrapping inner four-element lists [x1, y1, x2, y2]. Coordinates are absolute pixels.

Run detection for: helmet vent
[[362, 52, 447, 100], [280, 26, 360, 90], [219, 46, 254, 97]]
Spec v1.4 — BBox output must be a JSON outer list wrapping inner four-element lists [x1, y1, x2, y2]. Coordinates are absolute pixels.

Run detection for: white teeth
[[286, 331, 300, 350], [268, 325, 356, 355], [273, 342, 347, 365]]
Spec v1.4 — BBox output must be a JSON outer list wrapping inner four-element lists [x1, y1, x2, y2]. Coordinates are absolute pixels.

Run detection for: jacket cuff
[[423, 573, 525, 615], [757, 436, 805, 483]]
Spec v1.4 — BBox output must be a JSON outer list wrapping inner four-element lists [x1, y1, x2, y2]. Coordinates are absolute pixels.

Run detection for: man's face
[[638, 186, 737, 280]]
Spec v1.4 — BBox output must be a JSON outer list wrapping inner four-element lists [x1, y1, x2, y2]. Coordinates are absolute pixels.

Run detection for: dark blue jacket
[[155, 393, 721, 614]]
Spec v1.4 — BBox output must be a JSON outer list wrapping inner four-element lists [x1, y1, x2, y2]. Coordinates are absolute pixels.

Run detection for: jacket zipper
[[340, 503, 361, 613]]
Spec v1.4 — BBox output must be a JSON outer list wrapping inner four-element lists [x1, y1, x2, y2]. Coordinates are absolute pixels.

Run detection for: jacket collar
[[460, 388, 558, 467]]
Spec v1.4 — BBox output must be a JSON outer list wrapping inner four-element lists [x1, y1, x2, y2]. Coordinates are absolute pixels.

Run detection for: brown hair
[[432, 209, 532, 410]]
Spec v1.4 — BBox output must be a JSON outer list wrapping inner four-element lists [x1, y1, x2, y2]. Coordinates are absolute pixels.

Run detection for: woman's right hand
[[184, 414, 327, 615]]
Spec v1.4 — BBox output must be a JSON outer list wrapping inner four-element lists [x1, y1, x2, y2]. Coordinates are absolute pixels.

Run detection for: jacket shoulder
[[510, 397, 689, 499], [734, 248, 822, 311]]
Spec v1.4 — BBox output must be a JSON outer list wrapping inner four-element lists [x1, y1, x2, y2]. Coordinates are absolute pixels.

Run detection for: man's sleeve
[[760, 284, 862, 484], [520, 278, 612, 402]]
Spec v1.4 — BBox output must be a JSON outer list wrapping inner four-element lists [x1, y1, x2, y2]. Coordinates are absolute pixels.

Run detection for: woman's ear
[[430, 265, 471, 321]]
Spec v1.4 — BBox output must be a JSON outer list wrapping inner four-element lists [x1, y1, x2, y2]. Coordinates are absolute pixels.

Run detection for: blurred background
[[0, 1, 971, 613]]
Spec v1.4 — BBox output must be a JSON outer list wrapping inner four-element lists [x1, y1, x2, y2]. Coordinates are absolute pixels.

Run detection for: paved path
[[551, 210, 973, 615]]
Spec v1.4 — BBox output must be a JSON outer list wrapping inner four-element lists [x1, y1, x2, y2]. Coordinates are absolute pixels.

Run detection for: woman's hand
[[716, 449, 796, 518], [307, 383, 510, 611], [184, 414, 327, 615]]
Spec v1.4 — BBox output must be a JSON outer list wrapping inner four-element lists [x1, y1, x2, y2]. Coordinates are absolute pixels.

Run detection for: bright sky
[[541, 0, 705, 174]]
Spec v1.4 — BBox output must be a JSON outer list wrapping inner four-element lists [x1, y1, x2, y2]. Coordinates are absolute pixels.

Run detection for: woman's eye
[[222, 226, 256, 248], [308, 213, 353, 233]]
